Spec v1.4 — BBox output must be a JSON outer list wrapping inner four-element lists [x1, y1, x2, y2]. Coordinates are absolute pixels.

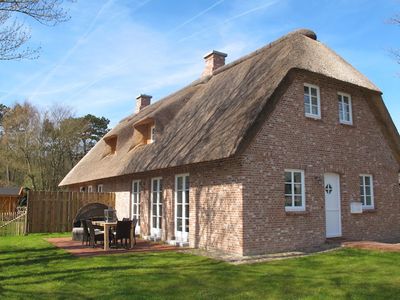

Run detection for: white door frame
[[324, 173, 342, 238], [175, 174, 189, 242], [150, 177, 163, 238], [131, 180, 141, 234]]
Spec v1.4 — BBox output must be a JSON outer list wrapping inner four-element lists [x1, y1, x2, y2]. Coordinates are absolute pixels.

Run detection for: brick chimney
[[202, 50, 227, 77], [136, 94, 152, 113]]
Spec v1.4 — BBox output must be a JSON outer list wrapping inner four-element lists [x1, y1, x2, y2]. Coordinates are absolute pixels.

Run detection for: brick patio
[[47, 237, 182, 257]]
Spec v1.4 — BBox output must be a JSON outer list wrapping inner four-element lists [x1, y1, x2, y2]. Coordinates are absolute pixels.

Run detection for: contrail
[[179, 0, 278, 42]]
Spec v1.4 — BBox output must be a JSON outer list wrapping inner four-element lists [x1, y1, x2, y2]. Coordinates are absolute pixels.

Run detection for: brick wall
[[68, 158, 244, 255], [240, 70, 400, 255]]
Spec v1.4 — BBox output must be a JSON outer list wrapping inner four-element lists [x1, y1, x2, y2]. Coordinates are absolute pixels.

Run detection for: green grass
[[0, 234, 399, 299]]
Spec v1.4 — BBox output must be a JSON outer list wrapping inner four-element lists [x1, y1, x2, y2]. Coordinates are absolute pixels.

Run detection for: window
[[338, 93, 352, 124], [104, 135, 117, 155], [87, 185, 93, 193], [132, 180, 140, 227], [97, 184, 103, 193], [284, 170, 305, 211], [304, 84, 321, 119], [79, 186, 85, 192], [150, 125, 155, 143], [360, 175, 374, 209]]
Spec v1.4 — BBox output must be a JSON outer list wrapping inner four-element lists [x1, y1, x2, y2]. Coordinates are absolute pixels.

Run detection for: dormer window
[[133, 118, 155, 146], [150, 125, 155, 143], [104, 135, 117, 155]]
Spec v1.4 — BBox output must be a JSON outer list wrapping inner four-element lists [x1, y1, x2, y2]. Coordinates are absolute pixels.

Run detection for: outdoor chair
[[87, 220, 105, 248], [82, 220, 90, 245], [112, 220, 137, 248]]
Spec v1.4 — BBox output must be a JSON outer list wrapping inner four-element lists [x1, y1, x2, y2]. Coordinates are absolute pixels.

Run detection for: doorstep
[[167, 240, 189, 247]]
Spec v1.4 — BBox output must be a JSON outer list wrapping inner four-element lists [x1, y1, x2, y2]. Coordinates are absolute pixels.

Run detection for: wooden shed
[[0, 187, 22, 213]]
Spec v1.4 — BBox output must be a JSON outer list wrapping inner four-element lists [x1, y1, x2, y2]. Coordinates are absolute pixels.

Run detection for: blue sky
[[0, 0, 399, 129]]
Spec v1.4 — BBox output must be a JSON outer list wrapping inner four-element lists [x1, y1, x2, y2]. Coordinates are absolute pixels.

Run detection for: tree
[[79, 114, 110, 155], [390, 14, 400, 64], [0, 0, 70, 60]]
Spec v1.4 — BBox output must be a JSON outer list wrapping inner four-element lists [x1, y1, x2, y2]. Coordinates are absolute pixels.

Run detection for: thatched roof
[[60, 29, 400, 186]]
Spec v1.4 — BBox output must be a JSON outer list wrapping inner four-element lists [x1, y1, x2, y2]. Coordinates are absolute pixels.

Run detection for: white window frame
[[79, 186, 85, 192], [284, 169, 306, 211], [150, 125, 155, 143], [131, 180, 141, 231], [304, 83, 321, 119], [97, 184, 103, 193], [359, 174, 374, 209], [151, 177, 163, 237], [175, 173, 190, 242], [338, 92, 353, 125], [87, 185, 93, 193]]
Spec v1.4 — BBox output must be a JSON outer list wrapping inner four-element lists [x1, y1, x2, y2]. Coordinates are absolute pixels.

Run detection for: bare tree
[[0, 0, 70, 60], [390, 14, 400, 64]]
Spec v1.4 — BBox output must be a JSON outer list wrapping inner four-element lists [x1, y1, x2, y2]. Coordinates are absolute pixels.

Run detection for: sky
[[0, 0, 399, 129]]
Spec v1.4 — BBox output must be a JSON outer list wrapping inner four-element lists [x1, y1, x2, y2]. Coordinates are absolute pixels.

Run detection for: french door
[[131, 180, 140, 234], [151, 177, 163, 238], [175, 174, 189, 242]]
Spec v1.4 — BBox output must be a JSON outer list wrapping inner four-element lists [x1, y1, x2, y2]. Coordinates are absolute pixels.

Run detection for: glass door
[[151, 177, 163, 238], [175, 174, 189, 242], [131, 180, 140, 234]]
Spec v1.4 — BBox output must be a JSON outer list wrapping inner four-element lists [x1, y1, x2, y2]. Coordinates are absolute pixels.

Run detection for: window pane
[[153, 180, 158, 192], [294, 172, 302, 183], [311, 96, 318, 106], [294, 196, 303, 207], [360, 195, 365, 205], [177, 218, 182, 231], [153, 192, 157, 202], [159, 179, 163, 191], [360, 185, 364, 197], [312, 105, 318, 115], [304, 95, 310, 105], [359, 176, 364, 186], [185, 219, 189, 233], [159, 217, 162, 229], [285, 184, 292, 195], [310, 87, 317, 97], [185, 191, 189, 203], [153, 217, 157, 228], [365, 176, 371, 186], [152, 204, 157, 215], [284, 172, 292, 183], [366, 196, 372, 206], [285, 196, 292, 207], [177, 191, 182, 204], [304, 86, 309, 94], [365, 186, 371, 197], [177, 177, 183, 190], [185, 176, 190, 190], [177, 204, 182, 217], [294, 183, 302, 195], [305, 103, 311, 114], [338, 94, 342, 102], [185, 204, 189, 218], [159, 205, 162, 216]]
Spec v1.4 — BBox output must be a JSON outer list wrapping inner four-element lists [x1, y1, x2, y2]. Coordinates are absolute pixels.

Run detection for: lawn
[[0, 234, 399, 299]]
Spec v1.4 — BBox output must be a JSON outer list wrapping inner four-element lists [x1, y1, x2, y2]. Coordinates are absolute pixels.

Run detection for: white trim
[[131, 180, 141, 233], [175, 173, 189, 242], [87, 185, 93, 193], [338, 92, 353, 125], [79, 186, 85, 192], [359, 174, 374, 209], [150, 177, 163, 238], [304, 83, 321, 119], [97, 184, 103, 193], [150, 125, 155, 143], [284, 169, 306, 211]]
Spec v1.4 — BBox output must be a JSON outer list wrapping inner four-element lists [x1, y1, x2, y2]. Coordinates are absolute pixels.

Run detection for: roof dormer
[[103, 135, 117, 156], [133, 118, 155, 146]]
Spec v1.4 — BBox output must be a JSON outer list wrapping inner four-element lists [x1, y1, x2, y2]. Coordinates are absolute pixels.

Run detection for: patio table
[[92, 221, 135, 251]]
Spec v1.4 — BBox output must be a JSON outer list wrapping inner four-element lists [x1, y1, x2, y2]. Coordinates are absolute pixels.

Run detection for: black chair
[[112, 220, 135, 248], [82, 220, 90, 245], [87, 220, 105, 248]]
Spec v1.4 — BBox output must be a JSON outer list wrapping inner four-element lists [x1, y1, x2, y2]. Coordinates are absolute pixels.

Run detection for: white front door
[[324, 173, 342, 238], [175, 174, 189, 242], [131, 180, 140, 234], [151, 178, 163, 238]]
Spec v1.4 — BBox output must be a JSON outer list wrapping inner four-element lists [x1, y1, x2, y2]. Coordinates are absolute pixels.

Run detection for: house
[[60, 29, 400, 256], [0, 187, 23, 213]]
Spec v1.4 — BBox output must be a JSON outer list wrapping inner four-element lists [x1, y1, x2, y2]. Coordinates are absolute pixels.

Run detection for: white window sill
[[305, 113, 321, 120], [340, 121, 353, 126], [285, 207, 306, 212]]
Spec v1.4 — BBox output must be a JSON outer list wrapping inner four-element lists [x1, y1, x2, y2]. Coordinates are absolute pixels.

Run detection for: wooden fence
[[0, 207, 27, 236], [0, 196, 19, 213], [27, 191, 116, 233]]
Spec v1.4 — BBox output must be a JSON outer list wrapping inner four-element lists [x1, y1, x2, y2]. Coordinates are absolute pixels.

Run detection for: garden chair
[[87, 220, 105, 248]]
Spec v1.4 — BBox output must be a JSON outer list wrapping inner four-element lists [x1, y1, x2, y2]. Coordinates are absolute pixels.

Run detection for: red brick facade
[[68, 70, 400, 256]]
